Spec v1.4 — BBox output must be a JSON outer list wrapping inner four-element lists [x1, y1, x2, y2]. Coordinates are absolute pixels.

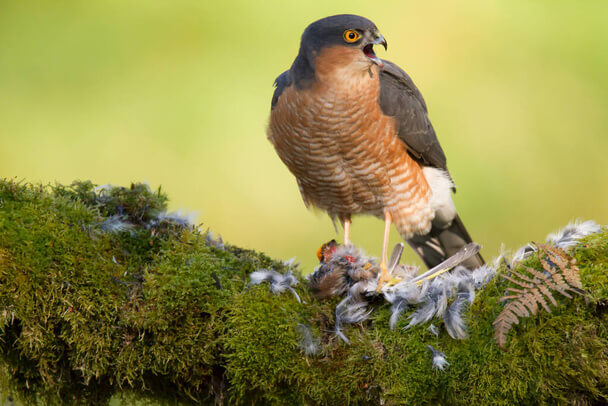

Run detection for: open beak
[[374, 34, 387, 51], [363, 32, 387, 68]]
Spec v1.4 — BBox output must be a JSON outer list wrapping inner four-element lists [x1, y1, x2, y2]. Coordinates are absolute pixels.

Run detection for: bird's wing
[[378, 60, 448, 171], [271, 70, 291, 109]]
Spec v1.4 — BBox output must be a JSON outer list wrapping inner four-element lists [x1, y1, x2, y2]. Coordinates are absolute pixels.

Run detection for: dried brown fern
[[493, 243, 585, 349]]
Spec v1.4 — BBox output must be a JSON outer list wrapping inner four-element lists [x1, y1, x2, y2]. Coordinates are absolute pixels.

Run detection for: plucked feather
[[335, 296, 372, 344], [427, 345, 449, 371], [389, 300, 407, 330], [99, 215, 134, 234], [546, 220, 601, 249], [296, 323, 319, 356], [205, 233, 225, 250], [250, 269, 301, 302], [443, 295, 470, 339], [404, 297, 438, 329], [510, 220, 600, 266], [147, 209, 196, 229]]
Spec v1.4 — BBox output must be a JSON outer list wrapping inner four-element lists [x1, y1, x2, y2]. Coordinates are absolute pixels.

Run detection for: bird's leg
[[376, 211, 392, 292], [343, 216, 351, 246]]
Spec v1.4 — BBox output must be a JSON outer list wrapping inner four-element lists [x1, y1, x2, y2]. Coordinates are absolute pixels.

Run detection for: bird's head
[[292, 15, 387, 85]]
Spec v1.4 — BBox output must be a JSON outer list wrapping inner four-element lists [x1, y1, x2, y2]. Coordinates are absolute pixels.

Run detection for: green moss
[[222, 230, 608, 405], [0, 178, 606, 404], [0, 179, 291, 404]]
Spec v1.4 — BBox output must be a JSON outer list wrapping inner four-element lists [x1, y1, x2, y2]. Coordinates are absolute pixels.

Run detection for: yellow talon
[[376, 262, 391, 292]]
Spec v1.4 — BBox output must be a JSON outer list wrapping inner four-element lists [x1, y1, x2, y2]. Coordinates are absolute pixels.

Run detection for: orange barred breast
[[267, 46, 434, 238]]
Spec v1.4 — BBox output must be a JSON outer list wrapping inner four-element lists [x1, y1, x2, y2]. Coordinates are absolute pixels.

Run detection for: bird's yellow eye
[[343, 29, 361, 43]]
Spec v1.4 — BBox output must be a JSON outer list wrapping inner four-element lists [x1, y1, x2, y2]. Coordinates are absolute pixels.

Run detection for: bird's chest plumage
[[268, 65, 432, 236]]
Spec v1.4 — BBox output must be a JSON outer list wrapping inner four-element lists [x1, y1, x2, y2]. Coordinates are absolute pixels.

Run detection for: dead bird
[[309, 241, 412, 300], [308, 241, 378, 299]]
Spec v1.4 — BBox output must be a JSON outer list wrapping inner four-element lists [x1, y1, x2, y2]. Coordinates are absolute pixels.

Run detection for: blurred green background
[[1, 0, 607, 273]]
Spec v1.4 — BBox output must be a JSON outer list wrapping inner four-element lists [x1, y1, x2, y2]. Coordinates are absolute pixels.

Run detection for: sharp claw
[[376, 263, 390, 293], [376, 243, 404, 292]]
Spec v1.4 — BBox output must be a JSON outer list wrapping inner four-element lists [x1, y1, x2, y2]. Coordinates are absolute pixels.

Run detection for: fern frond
[[509, 269, 537, 284], [493, 304, 519, 349], [505, 287, 526, 294], [498, 295, 519, 301], [547, 271, 574, 295], [536, 283, 558, 307], [531, 287, 552, 313], [510, 300, 530, 317], [502, 274, 534, 289], [493, 244, 586, 349], [520, 292, 538, 315], [539, 243, 583, 289], [525, 267, 572, 299]]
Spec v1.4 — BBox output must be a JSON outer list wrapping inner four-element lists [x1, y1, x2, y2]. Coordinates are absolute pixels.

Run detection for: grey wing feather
[[378, 60, 447, 171], [271, 70, 291, 109]]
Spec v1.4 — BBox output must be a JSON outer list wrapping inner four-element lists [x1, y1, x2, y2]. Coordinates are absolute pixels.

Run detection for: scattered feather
[[443, 296, 470, 339], [511, 244, 535, 266], [335, 296, 372, 344], [471, 264, 497, 290], [546, 220, 601, 249], [283, 257, 299, 269], [309, 221, 597, 345], [149, 209, 196, 228], [250, 269, 300, 302], [336, 297, 372, 325], [450, 267, 476, 304], [335, 327, 351, 345], [93, 184, 113, 193], [405, 296, 437, 329], [389, 300, 407, 330], [205, 233, 225, 251], [511, 220, 600, 266], [427, 345, 449, 371], [392, 264, 477, 334], [410, 243, 481, 284], [389, 278, 427, 304], [434, 287, 450, 318], [428, 324, 439, 337], [99, 215, 133, 234], [296, 324, 319, 356]]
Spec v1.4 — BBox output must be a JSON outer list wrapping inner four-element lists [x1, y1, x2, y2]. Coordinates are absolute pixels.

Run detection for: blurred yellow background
[[1, 0, 607, 272]]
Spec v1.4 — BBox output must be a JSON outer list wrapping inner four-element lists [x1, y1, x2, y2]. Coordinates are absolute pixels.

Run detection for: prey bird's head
[[291, 15, 387, 86]]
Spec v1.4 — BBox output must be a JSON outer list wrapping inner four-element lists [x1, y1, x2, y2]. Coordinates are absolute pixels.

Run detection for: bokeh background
[[1, 0, 607, 273]]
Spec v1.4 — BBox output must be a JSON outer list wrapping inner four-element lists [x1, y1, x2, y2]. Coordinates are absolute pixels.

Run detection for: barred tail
[[407, 215, 484, 270]]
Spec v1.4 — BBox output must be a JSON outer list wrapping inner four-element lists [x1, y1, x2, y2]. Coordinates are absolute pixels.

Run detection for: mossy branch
[[0, 179, 607, 405]]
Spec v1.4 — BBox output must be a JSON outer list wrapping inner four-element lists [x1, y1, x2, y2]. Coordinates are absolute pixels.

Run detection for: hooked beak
[[363, 32, 387, 68], [374, 34, 388, 51]]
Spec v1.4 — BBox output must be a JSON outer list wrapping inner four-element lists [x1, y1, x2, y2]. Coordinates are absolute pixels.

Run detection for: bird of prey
[[267, 14, 483, 290]]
